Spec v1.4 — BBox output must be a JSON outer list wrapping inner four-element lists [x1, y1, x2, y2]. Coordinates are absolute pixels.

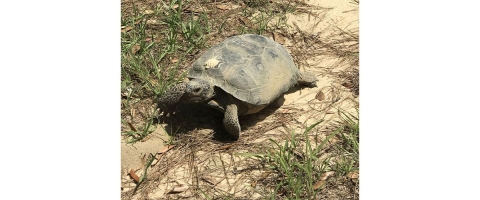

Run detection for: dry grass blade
[[216, 144, 234, 150], [158, 145, 175, 154], [216, 5, 230, 10], [342, 82, 354, 89], [201, 176, 217, 186], [127, 122, 137, 132], [121, 26, 133, 33], [130, 108, 136, 118], [167, 184, 189, 194]]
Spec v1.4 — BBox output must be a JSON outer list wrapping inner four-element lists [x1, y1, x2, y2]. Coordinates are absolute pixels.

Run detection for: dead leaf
[[347, 171, 359, 180], [326, 111, 335, 114], [170, 58, 178, 63], [313, 171, 334, 190], [238, 17, 252, 27], [168, 184, 188, 194], [146, 19, 157, 25], [313, 180, 327, 190], [320, 171, 334, 180], [131, 44, 141, 54], [129, 169, 140, 182], [154, 36, 163, 43], [144, 10, 154, 15], [261, 171, 272, 179], [121, 26, 133, 33], [315, 91, 325, 101], [135, 19, 142, 24], [127, 122, 137, 132], [158, 145, 175, 154], [145, 38, 152, 42], [251, 180, 257, 187], [217, 144, 234, 150], [216, 5, 230, 10], [273, 32, 285, 44]]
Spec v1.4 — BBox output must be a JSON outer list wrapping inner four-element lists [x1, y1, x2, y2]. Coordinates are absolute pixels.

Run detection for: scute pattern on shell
[[188, 34, 299, 105]]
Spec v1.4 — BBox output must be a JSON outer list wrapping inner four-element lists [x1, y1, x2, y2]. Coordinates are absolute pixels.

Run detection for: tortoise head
[[185, 79, 215, 103]]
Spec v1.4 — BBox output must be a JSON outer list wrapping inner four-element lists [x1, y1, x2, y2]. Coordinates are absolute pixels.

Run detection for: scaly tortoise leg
[[223, 104, 241, 139]]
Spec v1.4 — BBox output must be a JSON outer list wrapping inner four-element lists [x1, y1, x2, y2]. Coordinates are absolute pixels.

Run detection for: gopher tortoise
[[158, 34, 318, 139]]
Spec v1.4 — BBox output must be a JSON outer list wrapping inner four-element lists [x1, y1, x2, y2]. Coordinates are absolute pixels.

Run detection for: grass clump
[[241, 110, 359, 199], [121, 117, 156, 144], [121, 0, 212, 141], [331, 109, 359, 176], [241, 121, 333, 199], [121, 0, 210, 100]]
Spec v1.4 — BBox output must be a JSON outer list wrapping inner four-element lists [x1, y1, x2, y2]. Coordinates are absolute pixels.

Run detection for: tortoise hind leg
[[223, 104, 241, 139], [297, 72, 318, 88]]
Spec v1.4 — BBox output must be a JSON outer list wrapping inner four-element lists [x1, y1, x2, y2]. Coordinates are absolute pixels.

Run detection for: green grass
[[121, 0, 209, 100], [132, 153, 156, 194], [332, 109, 359, 176], [122, 117, 156, 143], [121, 0, 213, 142], [242, 0, 300, 34], [240, 110, 359, 199]]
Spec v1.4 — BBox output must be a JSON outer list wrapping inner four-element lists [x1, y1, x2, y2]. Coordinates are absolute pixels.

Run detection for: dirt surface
[[121, 0, 358, 199]]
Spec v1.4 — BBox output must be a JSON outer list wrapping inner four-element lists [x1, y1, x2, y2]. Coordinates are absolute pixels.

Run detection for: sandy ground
[[122, 0, 358, 198]]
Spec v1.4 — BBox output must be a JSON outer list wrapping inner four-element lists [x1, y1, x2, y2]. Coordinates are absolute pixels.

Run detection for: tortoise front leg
[[297, 71, 318, 88], [223, 104, 241, 139], [157, 82, 187, 116]]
